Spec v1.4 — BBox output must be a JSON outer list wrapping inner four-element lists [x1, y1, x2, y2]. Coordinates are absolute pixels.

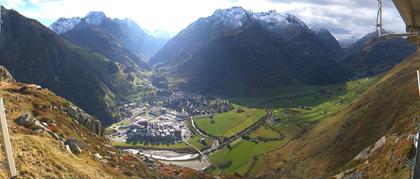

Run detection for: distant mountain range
[[0, 6, 415, 123], [151, 7, 353, 95], [50, 12, 169, 62], [0, 7, 147, 125]]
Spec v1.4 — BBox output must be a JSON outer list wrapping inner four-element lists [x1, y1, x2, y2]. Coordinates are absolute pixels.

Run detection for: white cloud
[[1, 0, 406, 40], [2, 0, 26, 9]]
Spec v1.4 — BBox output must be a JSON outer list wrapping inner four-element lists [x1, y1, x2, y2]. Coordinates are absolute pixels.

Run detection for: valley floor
[[106, 75, 383, 178], [203, 76, 382, 177]]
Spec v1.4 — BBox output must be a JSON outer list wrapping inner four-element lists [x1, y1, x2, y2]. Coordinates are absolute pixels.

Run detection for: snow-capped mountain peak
[[84, 11, 107, 25], [49, 17, 82, 34], [207, 7, 310, 33], [210, 7, 252, 31], [255, 11, 310, 32], [49, 11, 107, 34]]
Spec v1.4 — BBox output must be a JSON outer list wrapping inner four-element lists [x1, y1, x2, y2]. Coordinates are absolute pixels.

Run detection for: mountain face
[[0, 7, 143, 125], [50, 12, 168, 61], [151, 7, 352, 94], [61, 24, 149, 72], [340, 32, 416, 76], [316, 28, 344, 59]]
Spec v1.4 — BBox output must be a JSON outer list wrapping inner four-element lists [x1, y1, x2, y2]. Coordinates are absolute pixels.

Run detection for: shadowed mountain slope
[[151, 7, 352, 95], [340, 32, 415, 76]]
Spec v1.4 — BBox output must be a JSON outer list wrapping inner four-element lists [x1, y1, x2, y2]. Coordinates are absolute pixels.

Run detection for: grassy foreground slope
[[259, 52, 420, 178], [0, 81, 210, 178]]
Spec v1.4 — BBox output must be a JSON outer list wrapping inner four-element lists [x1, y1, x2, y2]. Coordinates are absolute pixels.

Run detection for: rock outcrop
[[64, 104, 103, 136], [0, 65, 15, 82]]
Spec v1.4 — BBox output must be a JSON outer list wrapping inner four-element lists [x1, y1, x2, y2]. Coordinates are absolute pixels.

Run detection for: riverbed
[[125, 149, 212, 170]]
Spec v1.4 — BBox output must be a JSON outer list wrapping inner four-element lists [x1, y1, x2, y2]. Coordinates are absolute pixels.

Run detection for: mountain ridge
[[50, 11, 169, 59], [151, 7, 353, 94]]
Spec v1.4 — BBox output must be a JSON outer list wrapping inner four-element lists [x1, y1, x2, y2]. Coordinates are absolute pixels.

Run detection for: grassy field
[[207, 123, 294, 176], [187, 135, 213, 151], [249, 126, 282, 139], [270, 76, 381, 126], [194, 105, 266, 137], [208, 139, 288, 176]]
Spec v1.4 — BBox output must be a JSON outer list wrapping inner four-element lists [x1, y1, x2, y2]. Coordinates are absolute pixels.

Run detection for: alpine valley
[[0, 4, 418, 179]]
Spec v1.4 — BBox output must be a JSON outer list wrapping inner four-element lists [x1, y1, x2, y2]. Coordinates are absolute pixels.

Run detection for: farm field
[[270, 76, 381, 125], [188, 135, 213, 151], [194, 104, 266, 137], [207, 125, 291, 176]]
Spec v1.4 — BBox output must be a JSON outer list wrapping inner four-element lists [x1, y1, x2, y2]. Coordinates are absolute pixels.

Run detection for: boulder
[[65, 138, 82, 155], [15, 113, 35, 127]]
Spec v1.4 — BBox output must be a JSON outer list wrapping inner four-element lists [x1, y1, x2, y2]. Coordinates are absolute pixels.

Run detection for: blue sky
[[2, 0, 406, 40]]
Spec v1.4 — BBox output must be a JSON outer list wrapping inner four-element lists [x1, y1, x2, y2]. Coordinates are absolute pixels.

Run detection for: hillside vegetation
[[258, 52, 420, 178], [204, 76, 380, 177]]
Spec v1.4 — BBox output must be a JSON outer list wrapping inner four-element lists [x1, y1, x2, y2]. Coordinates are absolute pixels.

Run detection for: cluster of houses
[[109, 105, 192, 144], [142, 89, 234, 118], [145, 91, 233, 117], [110, 89, 233, 145], [125, 120, 187, 143], [148, 107, 190, 121]]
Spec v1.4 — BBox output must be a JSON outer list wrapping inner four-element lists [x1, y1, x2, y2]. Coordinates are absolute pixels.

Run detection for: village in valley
[[107, 90, 233, 146]]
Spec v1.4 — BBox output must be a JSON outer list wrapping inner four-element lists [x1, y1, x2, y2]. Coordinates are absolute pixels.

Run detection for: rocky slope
[[0, 7, 150, 126], [51, 12, 168, 60], [151, 7, 352, 95], [340, 32, 416, 76], [256, 50, 420, 178], [0, 66, 210, 178]]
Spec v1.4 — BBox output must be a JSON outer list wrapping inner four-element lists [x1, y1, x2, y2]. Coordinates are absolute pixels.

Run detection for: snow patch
[[208, 7, 310, 33], [49, 11, 107, 34], [84, 11, 107, 26], [49, 17, 81, 34]]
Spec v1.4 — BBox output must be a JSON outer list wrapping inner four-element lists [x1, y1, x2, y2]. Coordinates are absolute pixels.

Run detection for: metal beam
[[0, 98, 17, 178], [0, 3, 2, 33], [414, 132, 420, 179], [417, 71, 420, 97]]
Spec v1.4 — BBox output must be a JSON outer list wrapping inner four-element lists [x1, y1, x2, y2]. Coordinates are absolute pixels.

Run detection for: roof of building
[[393, 0, 420, 32]]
